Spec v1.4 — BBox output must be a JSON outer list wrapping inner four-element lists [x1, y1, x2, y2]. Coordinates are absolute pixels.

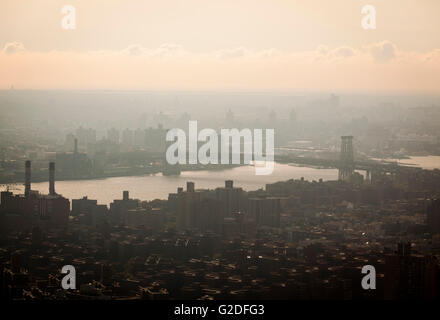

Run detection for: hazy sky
[[1, 0, 439, 92]]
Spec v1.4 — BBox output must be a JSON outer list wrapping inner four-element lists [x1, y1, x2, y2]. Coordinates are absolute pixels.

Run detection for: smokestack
[[25, 160, 31, 197], [225, 180, 233, 188], [123, 190, 129, 201], [49, 162, 55, 195], [187, 181, 195, 192], [74, 138, 78, 154]]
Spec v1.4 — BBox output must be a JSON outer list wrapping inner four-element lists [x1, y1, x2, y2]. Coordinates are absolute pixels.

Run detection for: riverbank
[[0, 163, 243, 185], [0, 163, 339, 204]]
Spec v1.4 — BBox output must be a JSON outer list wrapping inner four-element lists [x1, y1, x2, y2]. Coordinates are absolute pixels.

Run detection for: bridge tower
[[339, 136, 354, 181]]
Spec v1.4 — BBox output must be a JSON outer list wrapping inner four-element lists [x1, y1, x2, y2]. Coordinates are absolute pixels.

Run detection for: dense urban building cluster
[[1, 152, 440, 300], [3, 92, 440, 185], [1, 93, 440, 301]]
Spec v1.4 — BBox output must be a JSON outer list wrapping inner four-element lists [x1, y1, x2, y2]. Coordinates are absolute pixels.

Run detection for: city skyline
[[1, 0, 440, 306]]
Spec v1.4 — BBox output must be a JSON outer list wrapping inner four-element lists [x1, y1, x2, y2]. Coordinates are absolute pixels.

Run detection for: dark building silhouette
[[427, 199, 440, 234], [0, 161, 70, 231], [109, 191, 139, 224], [339, 136, 354, 181], [385, 243, 438, 299], [215, 180, 245, 217], [24, 160, 31, 197], [248, 197, 281, 228], [49, 162, 55, 195]]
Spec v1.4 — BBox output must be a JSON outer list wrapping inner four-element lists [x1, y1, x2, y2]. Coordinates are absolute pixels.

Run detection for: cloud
[[216, 47, 248, 60], [313, 42, 398, 63], [0, 41, 439, 93], [150, 43, 186, 58], [124, 44, 145, 56], [370, 41, 396, 63], [423, 49, 440, 64], [316, 45, 329, 56], [255, 48, 281, 59], [122, 43, 186, 57], [2, 42, 25, 55], [333, 46, 356, 58]]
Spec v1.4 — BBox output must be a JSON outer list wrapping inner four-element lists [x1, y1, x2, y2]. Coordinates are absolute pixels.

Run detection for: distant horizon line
[[1, 88, 440, 97]]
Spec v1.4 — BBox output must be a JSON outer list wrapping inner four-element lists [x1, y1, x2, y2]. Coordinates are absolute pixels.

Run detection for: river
[[3, 163, 338, 205], [5, 155, 439, 205], [379, 156, 440, 170]]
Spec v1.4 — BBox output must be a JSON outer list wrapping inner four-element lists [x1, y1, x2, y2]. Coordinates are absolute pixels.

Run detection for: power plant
[[0, 160, 70, 231], [49, 162, 56, 195], [24, 160, 31, 197]]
